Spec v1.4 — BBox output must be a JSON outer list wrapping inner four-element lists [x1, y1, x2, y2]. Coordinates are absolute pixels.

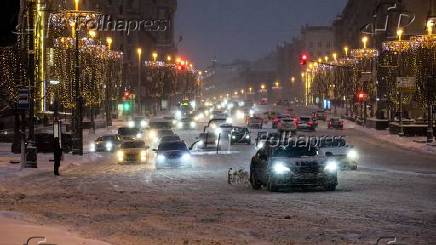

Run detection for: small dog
[[228, 168, 249, 185]]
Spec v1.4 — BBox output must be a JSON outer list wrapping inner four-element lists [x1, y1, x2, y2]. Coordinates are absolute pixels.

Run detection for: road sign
[[17, 88, 30, 110], [396, 77, 416, 93]]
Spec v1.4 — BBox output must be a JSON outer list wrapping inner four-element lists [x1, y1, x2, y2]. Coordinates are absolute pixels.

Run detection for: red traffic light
[[300, 54, 308, 65], [357, 92, 368, 102]]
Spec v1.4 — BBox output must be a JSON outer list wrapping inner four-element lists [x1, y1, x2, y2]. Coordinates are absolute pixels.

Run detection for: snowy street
[[0, 117, 435, 245]]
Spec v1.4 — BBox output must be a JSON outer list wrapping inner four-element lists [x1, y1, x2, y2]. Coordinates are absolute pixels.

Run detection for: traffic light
[[123, 101, 131, 111], [357, 92, 368, 102], [300, 54, 308, 65], [123, 91, 130, 99]]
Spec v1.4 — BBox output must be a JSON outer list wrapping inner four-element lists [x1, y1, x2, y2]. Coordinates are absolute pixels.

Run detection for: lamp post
[[106, 37, 112, 50], [397, 29, 405, 136], [105, 37, 113, 126], [344, 46, 349, 57], [137, 48, 142, 115], [73, 1, 83, 155], [362, 36, 368, 49], [426, 20, 435, 143], [152, 51, 158, 62]]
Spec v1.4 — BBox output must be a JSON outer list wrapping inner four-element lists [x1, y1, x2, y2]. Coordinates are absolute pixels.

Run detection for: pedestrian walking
[[53, 137, 62, 176]]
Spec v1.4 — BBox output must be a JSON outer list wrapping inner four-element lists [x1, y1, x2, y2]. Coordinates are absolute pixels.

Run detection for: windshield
[[101, 135, 116, 141], [272, 145, 317, 158], [158, 142, 188, 151], [149, 121, 172, 129], [319, 138, 346, 147], [121, 141, 145, 149], [118, 128, 139, 135], [161, 136, 181, 142]]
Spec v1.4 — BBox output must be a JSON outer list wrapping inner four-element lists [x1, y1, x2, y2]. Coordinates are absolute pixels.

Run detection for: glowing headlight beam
[[272, 162, 290, 174], [324, 160, 337, 173], [347, 149, 359, 160]]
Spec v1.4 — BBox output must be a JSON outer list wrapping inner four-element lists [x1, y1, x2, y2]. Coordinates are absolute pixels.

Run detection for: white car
[[317, 138, 358, 170], [116, 140, 150, 164]]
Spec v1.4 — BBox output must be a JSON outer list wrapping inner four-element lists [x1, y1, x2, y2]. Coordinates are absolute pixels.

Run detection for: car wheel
[[325, 184, 337, 191], [250, 171, 262, 190], [267, 175, 278, 192]]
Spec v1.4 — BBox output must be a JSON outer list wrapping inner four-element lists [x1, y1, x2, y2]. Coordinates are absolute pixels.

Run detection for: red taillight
[[307, 121, 313, 126]]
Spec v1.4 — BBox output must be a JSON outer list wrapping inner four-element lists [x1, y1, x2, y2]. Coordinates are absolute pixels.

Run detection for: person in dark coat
[[53, 137, 62, 176]]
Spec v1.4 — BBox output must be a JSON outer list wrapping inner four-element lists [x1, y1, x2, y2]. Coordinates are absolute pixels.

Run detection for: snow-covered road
[[0, 121, 435, 244]]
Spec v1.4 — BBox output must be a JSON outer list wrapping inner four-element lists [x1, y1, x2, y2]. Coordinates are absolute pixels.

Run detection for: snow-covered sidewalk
[[0, 211, 110, 245], [345, 120, 436, 155], [0, 120, 125, 180]]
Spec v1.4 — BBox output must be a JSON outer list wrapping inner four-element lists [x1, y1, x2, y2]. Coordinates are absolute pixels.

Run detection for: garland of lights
[[48, 36, 123, 109]]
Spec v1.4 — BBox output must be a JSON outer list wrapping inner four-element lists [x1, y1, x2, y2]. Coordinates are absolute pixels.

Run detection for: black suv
[[250, 142, 338, 192]]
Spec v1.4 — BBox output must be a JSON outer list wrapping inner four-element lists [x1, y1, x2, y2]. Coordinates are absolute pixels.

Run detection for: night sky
[[175, 0, 348, 68]]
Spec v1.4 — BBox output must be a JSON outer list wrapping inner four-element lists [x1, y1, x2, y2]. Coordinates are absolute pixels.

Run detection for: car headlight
[[236, 110, 245, 119], [190, 121, 196, 128], [148, 130, 157, 139], [128, 121, 135, 128], [117, 150, 124, 162], [140, 120, 148, 128], [215, 128, 222, 136], [177, 121, 183, 129], [181, 153, 191, 162], [245, 135, 250, 139], [172, 119, 177, 125], [89, 143, 96, 152], [140, 150, 147, 162], [175, 110, 182, 120], [226, 117, 233, 124], [324, 160, 338, 173], [347, 149, 359, 160], [231, 135, 236, 139], [136, 133, 143, 139], [105, 142, 113, 151], [157, 154, 166, 163], [272, 162, 290, 174], [256, 141, 265, 150]]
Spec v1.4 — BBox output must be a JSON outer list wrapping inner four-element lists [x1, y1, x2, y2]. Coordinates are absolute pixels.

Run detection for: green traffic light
[[123, 102, 131, 111]]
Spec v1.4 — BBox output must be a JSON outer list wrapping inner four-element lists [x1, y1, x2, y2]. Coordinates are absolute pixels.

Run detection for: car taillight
[[307, 121, 313, 126]]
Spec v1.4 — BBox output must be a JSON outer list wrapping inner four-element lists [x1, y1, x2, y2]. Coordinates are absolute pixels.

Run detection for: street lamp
[[362, 36, 368, 49], [88, 30, 96, 39], [344, 46, 349, 57], [427, 20, 434, 36], [396, 28, 404, 41], [137, 48, 142, 114], [167, 55, 172, 62], [152, 51, 158, 62], [291, 76, 295, 83], [74, 0, 79, 11], [106, 37, 112, 50], [332, 52, 337, 62], [324, 56, 329, 62]]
